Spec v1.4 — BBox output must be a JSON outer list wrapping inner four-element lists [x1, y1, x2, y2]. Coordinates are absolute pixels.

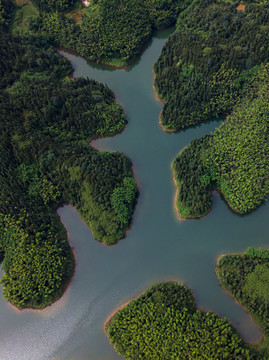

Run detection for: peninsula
[[105, 282, 257, 359], [216, 248, 269, 357], [0, 3, 137, 309], [154, 0, 269, 218]]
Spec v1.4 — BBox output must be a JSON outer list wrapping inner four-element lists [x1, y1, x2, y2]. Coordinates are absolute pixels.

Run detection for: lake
[[0, 27, 268, 360]]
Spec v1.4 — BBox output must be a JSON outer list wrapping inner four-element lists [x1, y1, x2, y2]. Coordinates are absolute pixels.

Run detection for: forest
[[10, 0, 192, 66], [154, 0, 269, 130], [106, 282, 257, 359], [216, 248, 269, 356], [155, 0, 269, 218], [0, 9, 137, 309], [172, 62, 269, 218], [32, 0, 76, 12]]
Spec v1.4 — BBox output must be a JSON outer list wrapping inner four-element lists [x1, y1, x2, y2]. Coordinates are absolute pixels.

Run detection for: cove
[[0, 28, 268, 360]]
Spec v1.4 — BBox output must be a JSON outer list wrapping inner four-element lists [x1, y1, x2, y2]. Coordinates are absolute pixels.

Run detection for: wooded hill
[[216, 248, 269, 356], [0, 11, 137, 309], [106, 282, 257, 359], [153, 0, 269, 218], [11, 0, 192, 66], [172, 63, 269, 218], [154, 0, 269, 130]]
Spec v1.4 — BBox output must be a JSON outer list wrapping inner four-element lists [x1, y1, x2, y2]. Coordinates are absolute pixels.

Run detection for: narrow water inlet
[[0, 27, 267, 360]]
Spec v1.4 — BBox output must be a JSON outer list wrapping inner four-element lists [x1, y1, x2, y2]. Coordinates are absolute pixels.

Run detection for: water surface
[[0, 28, 268, 360]]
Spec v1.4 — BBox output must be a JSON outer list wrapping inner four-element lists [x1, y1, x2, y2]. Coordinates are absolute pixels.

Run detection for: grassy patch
[[11, 0, 39, 35], [65, 1, 84, 24], [65, 0, 100, 24], [104, 58, 127, 68]]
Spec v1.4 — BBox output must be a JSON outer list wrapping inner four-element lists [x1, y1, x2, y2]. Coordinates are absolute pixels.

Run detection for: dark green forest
[[106, 282, 256, 359], [153, 0, 269, 218], [172, 63, 269, 218], [32, 0, 76, 12], [172, 136, 214, 218], [154, 0, 269, 130], [11, 0, 192, 66], [216, 249, 269, 356], [0, 8, 137, 309]]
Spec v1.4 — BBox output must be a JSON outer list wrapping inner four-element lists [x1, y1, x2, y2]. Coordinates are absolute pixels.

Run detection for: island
[[105, 282, 257, 359], [154, 0, 269, 218], [0, 4, 137, 309], [216, 248, 269, 357]]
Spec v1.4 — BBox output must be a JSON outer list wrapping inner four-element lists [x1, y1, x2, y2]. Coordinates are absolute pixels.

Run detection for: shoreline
[[172, 168, 213, 221], [89, 122, 126, 150], [152, 70, 176, 134], [215, 253, 264, 345], [89, 125, 137, 247], [104, 277, 263, 347], [104, 298, 133, 332], [172, 171, 186, 221], [104, 280, 183, 332], [65, 203, 131, 247], [57, 47, 129, 70], [8, 239, 76, 313], [57, 32, 153, 71]]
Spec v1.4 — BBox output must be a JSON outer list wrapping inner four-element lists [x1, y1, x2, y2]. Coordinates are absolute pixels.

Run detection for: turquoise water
[[0, 28, 268, 360]]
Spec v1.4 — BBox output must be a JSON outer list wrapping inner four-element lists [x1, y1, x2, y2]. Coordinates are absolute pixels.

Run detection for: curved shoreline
[[104, 280, 184, 332], [215, 253, 264, 345], [58, 47, 129, 70], [172, 172, 186, 221], [58, 32, 153, 71], [7, 108, 132, 311], [152, 70, 183, 133], [89, 123, 138, 247], [152, 70, 176, 134], [172, 169, 213, 221], [104, 278, 263, 350], [8, 236, 76, 312], [89, 124, 126, 150]]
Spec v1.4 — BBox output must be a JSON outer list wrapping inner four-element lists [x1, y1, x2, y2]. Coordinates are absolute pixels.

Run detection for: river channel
[[0, 27, 268, 360]]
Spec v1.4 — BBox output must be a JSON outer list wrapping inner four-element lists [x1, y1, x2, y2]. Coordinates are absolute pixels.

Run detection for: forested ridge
[[10, 0, 191, 66], [172, 61, 269, 218], [216, 248, 269, 356], [153, 0, 269, 218], [106, 282, 257, 359], [0, 9, 137, 309], [154, 0, 269, 130]]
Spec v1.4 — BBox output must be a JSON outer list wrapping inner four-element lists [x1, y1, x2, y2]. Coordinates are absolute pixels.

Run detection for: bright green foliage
[[111, 177, 137, 224], [246, 247, 269, 259], [0, 30, 137, 308], [216, 250, 269, 356], [154, 0, 269, 130], [172, 136, 215, 218], [0, 213, 73, 309], [95, 103, 126, 136], [106, 282, 255, 359], [172, 64, 269, 218], [211, 65, 269, 214], [30, 0, 191, 65], [244, 265, 269, 302]]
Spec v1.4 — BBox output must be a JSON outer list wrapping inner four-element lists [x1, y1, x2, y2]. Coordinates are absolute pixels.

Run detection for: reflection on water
[[0, 27, 268, 360]]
